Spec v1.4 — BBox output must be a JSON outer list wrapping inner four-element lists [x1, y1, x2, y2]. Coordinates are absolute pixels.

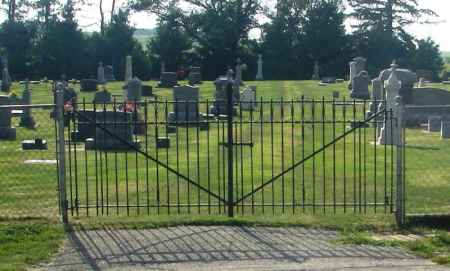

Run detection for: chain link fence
[[404, 105, 450, 215], [0, 104, 60, 220]]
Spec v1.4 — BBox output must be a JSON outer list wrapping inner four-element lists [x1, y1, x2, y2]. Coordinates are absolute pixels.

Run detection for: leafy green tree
[[0, 0, 28, 22], [348, 0, 436, 36], [0, 21, 36, 79], [147, 7, 191, 75], [411, 38, 444, 81], [348, 0, 437, 72], [130, 0, 262, 79], [302, 0, 349, 77], [261, 0, 306, 79]]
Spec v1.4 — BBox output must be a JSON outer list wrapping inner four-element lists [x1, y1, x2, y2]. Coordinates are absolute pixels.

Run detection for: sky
[[2, 0, 450, 51]]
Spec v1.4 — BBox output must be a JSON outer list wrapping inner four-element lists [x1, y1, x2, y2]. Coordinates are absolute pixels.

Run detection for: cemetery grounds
[[0, 80, 450, 270]]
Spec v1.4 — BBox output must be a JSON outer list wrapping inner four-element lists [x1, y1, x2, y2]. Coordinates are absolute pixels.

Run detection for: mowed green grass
[[1, 80, 450, 220]]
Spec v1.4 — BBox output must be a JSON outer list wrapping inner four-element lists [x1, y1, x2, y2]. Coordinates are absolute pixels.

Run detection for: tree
[[147, 7, 191, 75], [348, 0, 436, 36], [302, 0, 349, 77], [0, 0, 28, 23], [0, 20, 35, 79], [348, 0, 435, 74], [130, 0, 262, 79], [261, 0, 307, 79], [412, 38, 444, 81]]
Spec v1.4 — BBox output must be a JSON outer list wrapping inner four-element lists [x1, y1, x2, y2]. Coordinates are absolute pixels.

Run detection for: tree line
[[0, 0, 445, 81]]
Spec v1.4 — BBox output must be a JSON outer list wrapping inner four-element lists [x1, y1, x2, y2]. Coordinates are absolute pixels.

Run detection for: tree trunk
[[100, 0, 105, 34], [111, 0, 116, 19]]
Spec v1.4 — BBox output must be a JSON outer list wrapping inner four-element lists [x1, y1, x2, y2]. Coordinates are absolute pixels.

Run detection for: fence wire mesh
[[0, 104, 59, 220]]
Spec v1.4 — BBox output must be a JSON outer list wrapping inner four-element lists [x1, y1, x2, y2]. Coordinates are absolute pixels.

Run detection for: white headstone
[[240, 86, 256, 111], [255, 55, 263, 81], [97, 62, 106, 84]]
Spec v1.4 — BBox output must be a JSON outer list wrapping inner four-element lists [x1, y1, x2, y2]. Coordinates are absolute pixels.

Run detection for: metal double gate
[[55, 88, 404, 223]]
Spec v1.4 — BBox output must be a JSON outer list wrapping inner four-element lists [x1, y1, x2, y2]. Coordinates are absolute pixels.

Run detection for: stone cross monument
[[97, 62, 106, 85], [255, 54, 263, 81], [125, 55, 133, 83], [378, 63, 401, 145], [19, 80, 36, 129]]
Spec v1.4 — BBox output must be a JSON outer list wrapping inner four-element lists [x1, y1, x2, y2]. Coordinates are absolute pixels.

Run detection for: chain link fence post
[[56, 83, 68, 224]]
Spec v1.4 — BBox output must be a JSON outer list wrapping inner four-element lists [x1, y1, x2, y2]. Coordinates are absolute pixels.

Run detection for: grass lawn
[[1, 79, 450, 269], [0, 221, 64, 271]]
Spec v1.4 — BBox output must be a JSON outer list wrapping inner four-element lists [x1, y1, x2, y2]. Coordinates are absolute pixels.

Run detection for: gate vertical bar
[[56, 83, 68, 224], [226, 82, 234, 217], [395, 96, 405, 226]]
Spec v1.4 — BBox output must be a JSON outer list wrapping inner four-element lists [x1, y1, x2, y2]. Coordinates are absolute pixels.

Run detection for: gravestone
[[1, 56, 11, 92], [188, 66, 202, 85], [161, 61, 166, 74], [349, 57, 366, 90], [19, 81, 36, 129], [0, 95, 16, 139], [428, 116, 442, 132], [209, 76, 239, 116], [240, 86, 256, 111], [1, 68, 11, 92], [235, 58, 243, 86], [85, 111, 140, 150], [416, 69, 433, 82], [255, 54, 263, 81], [378, 61, 417, 104], [123, 78, 142, 102], [93, 89, 112, 103], [368, 78, 383, 117], [97, 62, 106, 84], [80, 79, 98, 92], [141, 85, 153, 97], [125, 55, 133, 82], [105, 65, 116, 82], [312, 61, 320, 80], [350, 71, 370, 99], [349, 61, 357, 86], [441, 121, 450, 139], [378, 67, 401, 145], [168, 85, 199, 123], [158, 72, 178, 88], [156, 137, 170, 148], [332, 91, 340, 99], [71, 110, 97, 141]]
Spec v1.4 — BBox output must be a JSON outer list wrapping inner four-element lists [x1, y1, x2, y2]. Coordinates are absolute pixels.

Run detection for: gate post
[[395, 96, 405, 226], [56, 83, 68, 224], [226, 82, 234, 217]]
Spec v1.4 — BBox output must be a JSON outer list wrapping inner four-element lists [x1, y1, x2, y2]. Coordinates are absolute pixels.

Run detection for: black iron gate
[[62, 89, 399, 218]]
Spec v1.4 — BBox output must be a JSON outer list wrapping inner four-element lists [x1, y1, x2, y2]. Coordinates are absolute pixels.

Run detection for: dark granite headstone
[[80, 79, 98, 92], [158, 72, 178, 88], [0, 95, 16, 139]]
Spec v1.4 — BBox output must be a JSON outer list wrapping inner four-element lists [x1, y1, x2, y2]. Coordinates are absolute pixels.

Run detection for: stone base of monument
[[167, 112, 200, 126], [141, 86, 153, 97], [12, 110, 23, 117], [85, 138, 141, 151], [0, 127, 16, 139], [350, 91, 370, 100], [209, 105, 237, 117], [442, 81, 450, 85], [71, 122, 96, 142], [156, 137, 170, 148], [22, 139, 48, 150], [93, 91, 112, 103]]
